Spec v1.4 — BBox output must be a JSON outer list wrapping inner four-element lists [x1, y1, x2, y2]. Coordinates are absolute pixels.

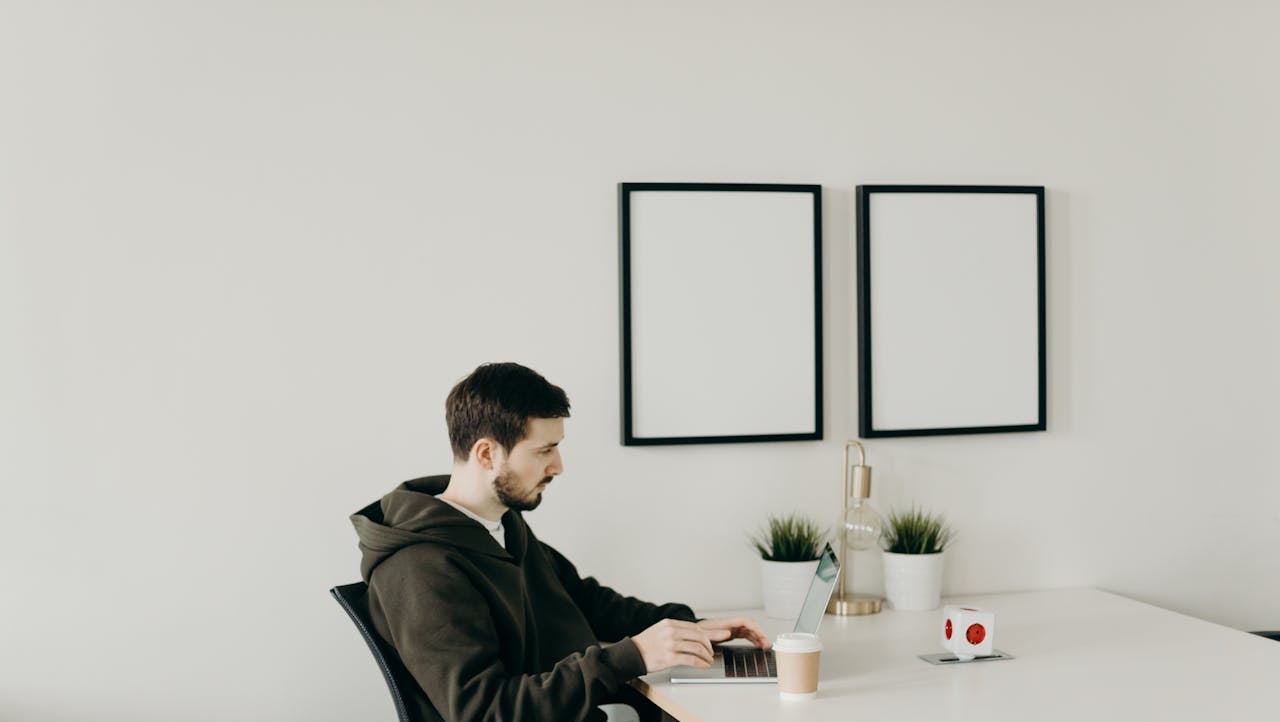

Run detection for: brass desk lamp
[[828, 440, 885, 616]]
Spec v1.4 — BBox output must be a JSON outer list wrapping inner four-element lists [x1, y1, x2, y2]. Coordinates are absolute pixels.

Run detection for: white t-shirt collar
[[436, 495, 506, 550]]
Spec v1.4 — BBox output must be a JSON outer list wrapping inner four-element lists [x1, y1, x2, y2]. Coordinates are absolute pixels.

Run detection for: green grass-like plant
[[882, 506, 953, 555], [750, 512, 825, 562]]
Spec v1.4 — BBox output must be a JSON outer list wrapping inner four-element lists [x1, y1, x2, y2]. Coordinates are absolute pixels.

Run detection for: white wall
[[3, 2, 1277, 720]]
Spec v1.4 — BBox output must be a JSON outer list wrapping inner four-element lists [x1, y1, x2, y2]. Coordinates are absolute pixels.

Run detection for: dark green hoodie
[[351, 475, 697, 722]]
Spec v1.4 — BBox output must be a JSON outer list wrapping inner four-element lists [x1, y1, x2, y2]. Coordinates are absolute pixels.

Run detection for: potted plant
[[750, 513, 826, 619], [881, 506, 954, 611]]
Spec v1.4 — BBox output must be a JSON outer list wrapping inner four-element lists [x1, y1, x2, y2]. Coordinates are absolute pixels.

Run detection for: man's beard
[[494, 469, 552, 512]]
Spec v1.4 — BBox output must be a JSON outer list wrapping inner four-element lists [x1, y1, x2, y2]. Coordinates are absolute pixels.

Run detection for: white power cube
[[941, 605, 995, 661]]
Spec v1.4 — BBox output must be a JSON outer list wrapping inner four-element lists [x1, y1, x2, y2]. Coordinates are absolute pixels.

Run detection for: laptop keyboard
[[722, 647, 777, 678]]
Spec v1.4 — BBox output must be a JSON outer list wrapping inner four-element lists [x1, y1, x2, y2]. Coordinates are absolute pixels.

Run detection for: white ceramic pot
[[760, 558, 821, 619], [882, 551, 945, 611]]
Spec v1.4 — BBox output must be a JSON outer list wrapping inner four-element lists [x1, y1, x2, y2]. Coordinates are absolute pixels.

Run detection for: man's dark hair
[[446, 362, 571, 460]]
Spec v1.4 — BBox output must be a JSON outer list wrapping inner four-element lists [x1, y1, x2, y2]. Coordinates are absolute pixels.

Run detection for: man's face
[[492, 417, 564, 512]]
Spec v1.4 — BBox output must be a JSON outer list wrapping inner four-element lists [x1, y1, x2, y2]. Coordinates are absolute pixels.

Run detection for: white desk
[[631, 589, 1279, 721]]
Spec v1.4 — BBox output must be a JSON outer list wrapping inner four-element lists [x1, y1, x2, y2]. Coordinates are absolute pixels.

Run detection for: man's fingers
[[679, 640, 713, 663], [719, 617, 771, 648], [705, 628, 732, 642], [678, 638, 714, 662], [670, 647, 713, 669], [675, 628, 714, 655], [741, 624, 771, 648], [728, 618, 767, 636], [676, 650, 712, 669]]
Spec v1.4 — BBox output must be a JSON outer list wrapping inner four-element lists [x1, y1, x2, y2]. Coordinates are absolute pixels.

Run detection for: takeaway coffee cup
[[773, 632, 822, 699]]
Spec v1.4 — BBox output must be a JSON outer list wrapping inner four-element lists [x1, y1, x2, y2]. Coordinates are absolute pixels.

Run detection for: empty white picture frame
[[857, 186, 1046, 437], [619, 183, 823, 445]]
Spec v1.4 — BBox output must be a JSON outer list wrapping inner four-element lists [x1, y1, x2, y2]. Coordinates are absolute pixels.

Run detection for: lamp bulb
[[842, 500, 884, 551]]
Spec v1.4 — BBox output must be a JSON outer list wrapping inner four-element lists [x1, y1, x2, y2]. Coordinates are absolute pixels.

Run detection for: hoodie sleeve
[[370, 546, 646, 722], [541, 542, 698, 642]]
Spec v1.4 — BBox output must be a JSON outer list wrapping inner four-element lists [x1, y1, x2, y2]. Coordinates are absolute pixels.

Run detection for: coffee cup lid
[[773, 632, 823, 653]]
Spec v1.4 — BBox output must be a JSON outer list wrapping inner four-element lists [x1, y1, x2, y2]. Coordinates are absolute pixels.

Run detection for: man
[[351, 362, 769, 722]]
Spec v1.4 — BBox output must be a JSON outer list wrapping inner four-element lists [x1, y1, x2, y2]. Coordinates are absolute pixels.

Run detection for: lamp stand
[[828, 596, 883, 616]]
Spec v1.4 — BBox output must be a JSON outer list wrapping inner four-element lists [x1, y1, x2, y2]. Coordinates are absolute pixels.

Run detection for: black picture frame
[[619, 182, 823, 446], [857, 185, 1047, 438]]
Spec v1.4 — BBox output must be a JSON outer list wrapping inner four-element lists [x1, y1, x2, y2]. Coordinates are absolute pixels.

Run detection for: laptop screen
[[792, 543, 840, 634]]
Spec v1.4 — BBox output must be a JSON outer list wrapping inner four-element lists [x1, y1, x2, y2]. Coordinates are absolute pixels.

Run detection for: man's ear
[[471, 437, 500, 471]]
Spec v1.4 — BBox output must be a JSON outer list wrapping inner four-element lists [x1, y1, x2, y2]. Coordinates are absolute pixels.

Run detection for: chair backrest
[[331, 582, 435, 722], [334, 581, 646, 722]]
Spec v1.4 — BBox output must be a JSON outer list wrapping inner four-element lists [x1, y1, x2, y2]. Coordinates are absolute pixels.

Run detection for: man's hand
[[631, 619, 715, 672], [696, 617, 772, 649]]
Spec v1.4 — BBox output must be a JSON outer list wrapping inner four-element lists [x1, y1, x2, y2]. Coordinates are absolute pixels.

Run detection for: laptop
[[670, 543, 840, 684]]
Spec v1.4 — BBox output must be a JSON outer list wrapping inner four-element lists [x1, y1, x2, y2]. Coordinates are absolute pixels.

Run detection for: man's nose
[[548, 450, 563, 475]]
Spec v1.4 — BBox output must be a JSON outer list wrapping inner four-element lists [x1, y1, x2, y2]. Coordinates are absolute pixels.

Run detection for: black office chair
[[332, 582, 653, 722], [331, 582, 440, 722]]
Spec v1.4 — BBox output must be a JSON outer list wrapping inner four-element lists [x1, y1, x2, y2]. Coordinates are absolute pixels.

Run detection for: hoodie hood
[[351, 474, 521, 582]]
